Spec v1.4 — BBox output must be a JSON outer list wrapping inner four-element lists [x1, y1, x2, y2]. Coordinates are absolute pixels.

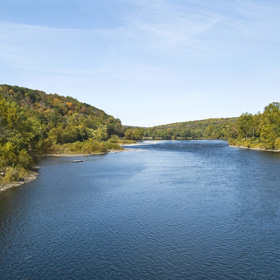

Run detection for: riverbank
[[44, 152, 107, 157], [229, 145, 280, 153], [0, 149, 127, 192], [0, 169, 39, 192], [44, 149, 127, 157], [120, 140, 161, 146]]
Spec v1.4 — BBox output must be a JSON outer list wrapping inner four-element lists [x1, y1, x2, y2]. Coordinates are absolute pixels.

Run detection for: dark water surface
[[1, 140, 280, 279]]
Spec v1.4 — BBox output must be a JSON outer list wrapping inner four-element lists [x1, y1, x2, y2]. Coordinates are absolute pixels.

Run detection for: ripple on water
[[1, 141, 280, 279]]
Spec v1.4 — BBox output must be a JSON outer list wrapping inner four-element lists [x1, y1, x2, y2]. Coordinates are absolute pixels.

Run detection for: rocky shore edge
[[0, 168, 40, 192], [229, 145, 280, 153]]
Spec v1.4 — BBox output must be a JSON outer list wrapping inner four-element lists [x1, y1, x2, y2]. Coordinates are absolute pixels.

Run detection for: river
[[1, 140, 280, 279]]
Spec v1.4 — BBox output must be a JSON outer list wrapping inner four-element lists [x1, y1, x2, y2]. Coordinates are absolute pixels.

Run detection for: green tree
[[237, 113, 254, 139], [124, 128, 134, 140], [260, 102, 280, 148]]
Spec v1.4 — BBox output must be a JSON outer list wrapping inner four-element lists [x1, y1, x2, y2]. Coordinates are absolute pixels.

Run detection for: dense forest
[[0, 84, 126, 184]]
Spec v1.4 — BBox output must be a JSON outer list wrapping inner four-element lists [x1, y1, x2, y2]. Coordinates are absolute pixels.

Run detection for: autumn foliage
[[0, 84, 124, 183]]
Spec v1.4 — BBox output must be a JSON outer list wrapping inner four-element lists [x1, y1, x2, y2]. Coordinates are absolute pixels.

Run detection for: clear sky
[[1, 0, 280, 126]]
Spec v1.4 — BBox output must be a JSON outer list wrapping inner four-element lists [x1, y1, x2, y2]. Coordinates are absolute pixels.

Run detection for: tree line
[[124, 118, 238, 140], [1, 83, 279, 184], [228, 102, 280, 150], [123, 102, 280, 151]]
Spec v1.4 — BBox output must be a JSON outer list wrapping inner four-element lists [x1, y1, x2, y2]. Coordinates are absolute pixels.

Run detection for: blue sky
[[1, 0, 280, 126]]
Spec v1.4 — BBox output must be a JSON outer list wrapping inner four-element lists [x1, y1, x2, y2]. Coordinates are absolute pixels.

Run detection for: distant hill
[[124, 118, 238, 140], [0, 84, 123, 139]]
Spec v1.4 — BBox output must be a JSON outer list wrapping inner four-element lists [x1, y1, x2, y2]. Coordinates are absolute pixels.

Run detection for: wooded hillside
[[0, 84, 124, 184], [124, 118, 238, 140]]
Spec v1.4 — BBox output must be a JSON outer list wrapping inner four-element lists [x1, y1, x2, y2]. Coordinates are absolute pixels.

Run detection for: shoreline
[[120, 140, 161, 146], [229, 145, 280, 153], [43, 152, 107, 157], [0, 149, 125, 192], [0, 170, 39, 192], [42, 148, 125, 157]]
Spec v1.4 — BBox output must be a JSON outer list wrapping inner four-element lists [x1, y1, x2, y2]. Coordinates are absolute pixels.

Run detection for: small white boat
[[72, 160, 83, 163]]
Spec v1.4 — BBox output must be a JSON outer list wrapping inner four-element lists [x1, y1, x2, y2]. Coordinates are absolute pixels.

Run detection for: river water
[[1, 140, 280, 279]]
